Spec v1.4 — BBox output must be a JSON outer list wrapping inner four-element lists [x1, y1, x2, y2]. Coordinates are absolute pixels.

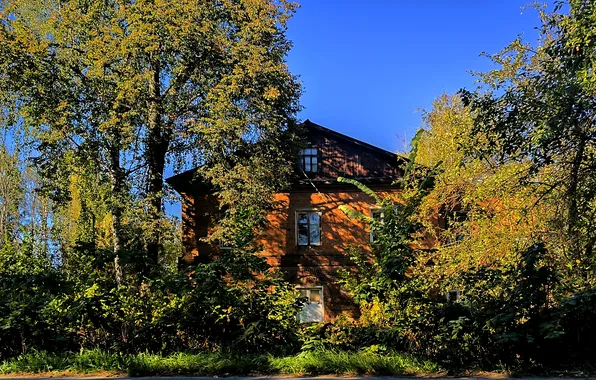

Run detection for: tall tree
[[413, 94, 554, 291], [0, 0, 302, 273], [0, 145, 23, 244], [460, 0, 596, 282]]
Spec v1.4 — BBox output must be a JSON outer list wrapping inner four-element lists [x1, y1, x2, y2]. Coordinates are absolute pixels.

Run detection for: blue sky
[[285, 0, 542, 153], [166, 1, 544, 216]]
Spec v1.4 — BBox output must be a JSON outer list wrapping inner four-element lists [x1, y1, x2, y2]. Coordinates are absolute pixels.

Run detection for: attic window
[[300, 148, 319, 173]]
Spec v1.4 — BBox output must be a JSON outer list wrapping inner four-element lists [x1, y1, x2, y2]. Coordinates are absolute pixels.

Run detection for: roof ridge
[[303, 119, 407, 162]]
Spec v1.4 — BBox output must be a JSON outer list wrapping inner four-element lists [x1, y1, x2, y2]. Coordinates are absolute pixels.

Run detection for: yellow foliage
[[413, 94, 556, 291]]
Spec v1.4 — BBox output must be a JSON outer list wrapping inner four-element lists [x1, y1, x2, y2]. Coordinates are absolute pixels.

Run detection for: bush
[[0, 238, 302, 359], [46, 250, 302, 354], [0, 242, 72, 359]]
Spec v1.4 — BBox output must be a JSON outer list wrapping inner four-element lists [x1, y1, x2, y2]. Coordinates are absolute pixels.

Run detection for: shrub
[[1, 240, 302, 358], [0, 242, 71, 360]]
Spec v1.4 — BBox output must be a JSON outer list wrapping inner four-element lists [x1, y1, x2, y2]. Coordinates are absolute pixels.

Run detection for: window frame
[[297, 286, 324, 323], [299, 147, 320, 173], [218, 241, 234, 251], [215, 209, 234, 250], [369, 207, 384, 243], [295, 210, 322, 247], [446, 289, 462, 303], [443, 210, 468, 246]]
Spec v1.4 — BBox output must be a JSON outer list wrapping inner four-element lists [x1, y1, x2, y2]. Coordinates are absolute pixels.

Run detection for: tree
[[0, 0, 302, 276], [413, 94, 555, 294], [0, 144, 23, 244], [336, 135, 438, 326], [460, 0, 596, 283]]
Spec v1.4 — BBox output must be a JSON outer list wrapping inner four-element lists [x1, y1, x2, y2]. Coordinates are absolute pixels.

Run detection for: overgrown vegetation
[[1, 0, 596, 376], [0, 349, 441, 377], [0, 0, 303, 362], [331, 0, 596, 371]]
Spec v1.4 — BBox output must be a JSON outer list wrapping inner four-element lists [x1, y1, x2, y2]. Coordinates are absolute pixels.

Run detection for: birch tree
[[0, 0, 302, 277]]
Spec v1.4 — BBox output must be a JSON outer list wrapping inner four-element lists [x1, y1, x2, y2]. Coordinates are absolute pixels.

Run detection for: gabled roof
[[166, 120, 407, 193], [303, 119, 408, 164]]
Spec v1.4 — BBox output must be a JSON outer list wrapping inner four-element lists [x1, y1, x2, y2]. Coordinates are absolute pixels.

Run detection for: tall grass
[[270, 350, 441, 375], [0, 350, 130, 374], [0, 349, 442, 376]]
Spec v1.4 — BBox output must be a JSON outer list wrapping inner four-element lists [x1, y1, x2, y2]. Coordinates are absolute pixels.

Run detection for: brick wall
[[181, 186, 402, 320]]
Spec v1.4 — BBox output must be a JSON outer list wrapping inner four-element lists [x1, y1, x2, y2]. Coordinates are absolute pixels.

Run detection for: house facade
[[167, 120, 406, 321]]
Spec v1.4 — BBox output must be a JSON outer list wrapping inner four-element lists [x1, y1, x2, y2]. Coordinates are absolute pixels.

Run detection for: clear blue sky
[[166, 1, 543, 216], [285, 0, 542, 153]]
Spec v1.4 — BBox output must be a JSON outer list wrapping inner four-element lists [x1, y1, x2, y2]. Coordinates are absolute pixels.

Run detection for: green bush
[[0, 242, 72, 359], [0, 239, 302, 359], [45, 250, 302, 354]]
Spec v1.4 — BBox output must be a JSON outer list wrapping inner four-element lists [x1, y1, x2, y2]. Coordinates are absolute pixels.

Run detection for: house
[[167, 120, 406, 321]]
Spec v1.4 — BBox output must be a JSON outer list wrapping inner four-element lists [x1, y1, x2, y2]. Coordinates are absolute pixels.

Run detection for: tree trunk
[[567, 129, 586, 262], [109, 144, 124, 285], [146, 60, 168, 266]]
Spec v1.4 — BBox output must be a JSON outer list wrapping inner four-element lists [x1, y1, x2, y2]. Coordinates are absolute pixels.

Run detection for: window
[[444, 210, 467, 246], [370, 208, 383, 243], [296, 211, 321, 246], [299, 148, 319, 173], [215, 210, 233, 250], [297, 287, 324, 323], [446, 289, 461, 303]]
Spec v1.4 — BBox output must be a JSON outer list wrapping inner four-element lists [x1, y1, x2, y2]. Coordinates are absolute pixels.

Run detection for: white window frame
[[295, 210, 322, 246], [297, 286, 324, 323], [215, 210, 233, 250], [218, 241, 233, 251]]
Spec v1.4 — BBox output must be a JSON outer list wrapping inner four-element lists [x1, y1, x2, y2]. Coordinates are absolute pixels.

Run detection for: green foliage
[[0, 349, 442, 377], [42, 248, 301, 354], [460, 0, 596, 283], [336, 127, 575, 369], [337, 131, 439, 304], [0, 242, 68, 359], [0, 0, 302, 268], [270, 349, 441, 376]]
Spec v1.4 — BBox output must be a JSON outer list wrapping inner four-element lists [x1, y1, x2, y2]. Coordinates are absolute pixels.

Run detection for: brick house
[[167, 120, 406, 321]]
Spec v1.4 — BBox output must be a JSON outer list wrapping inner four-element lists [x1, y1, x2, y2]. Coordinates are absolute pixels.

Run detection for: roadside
[[2, 351, 594, 379], [1, 376, 595, 380], [0, 351, 442, 378]]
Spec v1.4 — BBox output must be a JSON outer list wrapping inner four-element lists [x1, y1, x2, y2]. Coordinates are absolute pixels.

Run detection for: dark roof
[[303, 119, 408, 164], [166, 120, 407, 193], [166, 167, 210, 194]]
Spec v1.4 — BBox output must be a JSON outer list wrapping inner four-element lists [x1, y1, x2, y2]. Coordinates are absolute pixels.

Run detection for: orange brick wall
[[180, 186, 402, 320]]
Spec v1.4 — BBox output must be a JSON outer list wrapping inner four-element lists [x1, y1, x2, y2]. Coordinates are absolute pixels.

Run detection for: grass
[[269, 350, 441, 376], [0, 349, 442, 377]]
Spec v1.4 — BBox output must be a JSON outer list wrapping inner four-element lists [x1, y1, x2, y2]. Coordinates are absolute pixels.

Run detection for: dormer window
[[300, 148, 319, 173]]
